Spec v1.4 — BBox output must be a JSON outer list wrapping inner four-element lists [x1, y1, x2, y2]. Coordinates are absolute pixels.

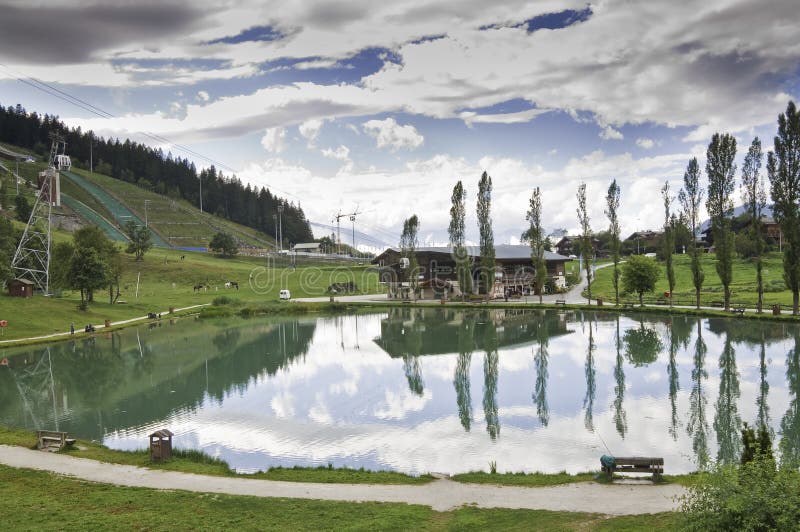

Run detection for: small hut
[[7, 278, 34, 298]]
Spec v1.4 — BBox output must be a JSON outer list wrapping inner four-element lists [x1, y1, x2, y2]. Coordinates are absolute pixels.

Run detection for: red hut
[[7, 278, 34, 298]]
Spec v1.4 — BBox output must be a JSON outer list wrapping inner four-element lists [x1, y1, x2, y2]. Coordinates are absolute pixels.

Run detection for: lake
[[1, 308, 798, 475]]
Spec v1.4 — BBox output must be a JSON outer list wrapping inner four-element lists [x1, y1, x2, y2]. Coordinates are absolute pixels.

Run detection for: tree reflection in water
[[482, 313, 500, 440], [613, 316, 627, 438], [583, 313, 596, 432], [454, 314, 475, 431], [713, 336, 741, 464], [780, 332, 800, 468], [533, 311, 550, 427], [687, 321, 710, 468], [756, 332, 772, 438]]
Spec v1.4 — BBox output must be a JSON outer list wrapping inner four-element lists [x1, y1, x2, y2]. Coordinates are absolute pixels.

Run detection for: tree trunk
[[639, 291, 644, 306], [724, 286, 730, 311], [794, 290, 799, 316], [756, 260, 763, 313], [696, 287, 701, 310]]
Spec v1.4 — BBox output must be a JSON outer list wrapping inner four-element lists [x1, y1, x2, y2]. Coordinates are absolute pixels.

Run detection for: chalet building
[[624, 230, 663, 254], [372, 245, 572, 300], [7, 278, 34, 298], [554, 235, 600, 257]]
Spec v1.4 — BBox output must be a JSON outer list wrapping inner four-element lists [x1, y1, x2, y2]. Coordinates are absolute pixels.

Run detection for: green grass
[[0, 465, 678, 530], [250, 465, 434, 485], [0, 238, 382, 341], [452, 470, 596, 487], [591, 253, 796, 307]]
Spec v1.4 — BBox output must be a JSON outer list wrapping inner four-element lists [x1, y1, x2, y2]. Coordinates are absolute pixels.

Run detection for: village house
[[372, 245, 572, 300], [554, 235, 600, 257], [292, 242, 322, 253]]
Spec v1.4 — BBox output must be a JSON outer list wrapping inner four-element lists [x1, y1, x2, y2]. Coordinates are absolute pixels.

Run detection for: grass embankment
[[452, 471, 596, 487], [0, 242, 381, 341], [0, 465, 678, 531], [591, 253, 795, 307]]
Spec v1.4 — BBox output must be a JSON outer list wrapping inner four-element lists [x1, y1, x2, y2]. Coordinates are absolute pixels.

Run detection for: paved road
[[0, 445, 684, 514]]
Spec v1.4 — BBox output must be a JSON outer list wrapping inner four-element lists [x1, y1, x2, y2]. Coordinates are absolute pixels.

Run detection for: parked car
[[279, 289, 291, 300]]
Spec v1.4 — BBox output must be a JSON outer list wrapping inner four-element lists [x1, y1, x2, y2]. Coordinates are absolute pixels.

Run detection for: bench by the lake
[[36, 430, 75, 451], [554, 299, 566, 307], [622, 301, 636, 309], [731, 305, 746, 316], [601, 455, 663, 481]]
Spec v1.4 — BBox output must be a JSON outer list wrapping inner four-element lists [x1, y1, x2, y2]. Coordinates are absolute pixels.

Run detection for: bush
[[212, 295, 236, 306], [565, 272, 581, 287]]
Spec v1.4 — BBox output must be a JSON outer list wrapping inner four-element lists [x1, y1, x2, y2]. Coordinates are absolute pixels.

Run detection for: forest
[[0, 103, 313, 245]]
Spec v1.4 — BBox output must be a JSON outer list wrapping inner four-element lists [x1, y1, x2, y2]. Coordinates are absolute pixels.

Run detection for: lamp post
[[278, 204, 284, 252]]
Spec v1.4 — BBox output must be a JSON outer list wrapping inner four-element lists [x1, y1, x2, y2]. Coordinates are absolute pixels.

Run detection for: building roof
[[9, 278, 35, 285], [293, 242, 321, 250], [374, 245, 570, 263]]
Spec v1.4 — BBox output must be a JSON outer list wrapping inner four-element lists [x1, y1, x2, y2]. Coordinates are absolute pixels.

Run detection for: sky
[[0, 0, 798, 249]]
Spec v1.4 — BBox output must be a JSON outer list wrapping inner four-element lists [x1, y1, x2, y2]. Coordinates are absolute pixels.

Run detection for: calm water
[[1, 308, 799, 475]]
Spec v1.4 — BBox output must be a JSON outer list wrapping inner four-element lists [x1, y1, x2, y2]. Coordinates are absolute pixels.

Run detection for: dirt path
[[0, 445, 684, 514]]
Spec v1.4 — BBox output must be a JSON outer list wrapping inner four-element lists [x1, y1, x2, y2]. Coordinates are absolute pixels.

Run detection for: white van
[[279, 289, 291, 300]]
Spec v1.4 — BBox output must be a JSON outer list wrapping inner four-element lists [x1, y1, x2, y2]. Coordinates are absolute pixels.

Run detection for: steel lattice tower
[[10, 137, 64, 294]]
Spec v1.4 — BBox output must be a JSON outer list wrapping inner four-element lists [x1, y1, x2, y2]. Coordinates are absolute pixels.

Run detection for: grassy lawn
[[591, 253, 795, 307], [0, 465, 678, 530], [0, 242, 382, 340], [451, 471, 596, 487]]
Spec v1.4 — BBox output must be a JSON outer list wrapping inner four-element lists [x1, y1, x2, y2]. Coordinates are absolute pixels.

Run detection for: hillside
[[0, 103, 314, 244], [0, 141, 276, 249]]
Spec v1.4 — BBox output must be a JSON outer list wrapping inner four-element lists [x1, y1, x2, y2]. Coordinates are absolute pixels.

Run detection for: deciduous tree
[[400, 215, 420, 297], [768, 101, 800, 315], [477, 172, 495, 296], [209, 232, 238, 258], [124, 220, 152, 261], [679, 158, 705, 309], [526, 187, 546, 303], [662, 182, 676, 306], [605, 179, 621, 305], [448, 181, 471, 298], [622, 255, 660, 306], [706, 133, 737, 310], [741, 137, 766, 312], [576, 182, 592, 303]]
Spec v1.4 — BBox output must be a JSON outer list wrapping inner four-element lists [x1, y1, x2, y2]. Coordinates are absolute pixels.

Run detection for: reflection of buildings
[[373, 307, 572, 358]]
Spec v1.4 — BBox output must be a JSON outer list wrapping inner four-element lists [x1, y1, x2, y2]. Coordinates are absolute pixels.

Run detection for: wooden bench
[[711, 300, 724, 308], [731, 306, 746, 316], [36, 430, 75, 451], [602, 456, 664, 480], [554, 299, 566, 307], [622, 301, 636, 309]]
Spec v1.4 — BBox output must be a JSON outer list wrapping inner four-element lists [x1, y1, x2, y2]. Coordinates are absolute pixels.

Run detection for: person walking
[[70, 323, 75, 335]]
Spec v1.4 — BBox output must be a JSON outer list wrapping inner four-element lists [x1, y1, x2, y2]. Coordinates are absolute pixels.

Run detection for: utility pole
[[278, 204, 284, 252], [89, 132, 93, 177], [144, 199, 150, 228], [350, 215, 356, 257], [199, 173, 203, 213], [273, 214, 278, 250]]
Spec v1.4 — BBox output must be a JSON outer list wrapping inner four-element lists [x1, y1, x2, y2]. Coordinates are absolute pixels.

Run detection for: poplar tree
[[706, 133, 737, 310], [526, 187, 546, 303], [679, 158, 704, 309], [576, 182, 593, 303], [741, 137, 766, 313], [477, 172, 495, 296], [400, 215, 420, 298], [448, 181, 472, 298], [604, 179, 621, 305], [662, 182, 676, 306], [768, 101, 800, 315]]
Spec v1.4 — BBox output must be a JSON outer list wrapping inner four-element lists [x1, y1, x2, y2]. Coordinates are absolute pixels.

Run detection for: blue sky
[[0, 0, 798, 249]]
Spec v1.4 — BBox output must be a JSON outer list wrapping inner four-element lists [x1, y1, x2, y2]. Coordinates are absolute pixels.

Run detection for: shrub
[[212, 295, 236, 306]]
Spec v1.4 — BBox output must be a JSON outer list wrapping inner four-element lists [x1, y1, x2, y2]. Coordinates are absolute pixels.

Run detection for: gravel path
[[0, 445, 684, 514]]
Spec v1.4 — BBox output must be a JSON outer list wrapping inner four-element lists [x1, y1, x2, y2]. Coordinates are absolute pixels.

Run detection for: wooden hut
[[7, 278, 34, 298]]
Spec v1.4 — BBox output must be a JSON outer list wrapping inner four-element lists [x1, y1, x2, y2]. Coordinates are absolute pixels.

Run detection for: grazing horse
[[193, 283, 206, 292], [230, 281, 239, 290]]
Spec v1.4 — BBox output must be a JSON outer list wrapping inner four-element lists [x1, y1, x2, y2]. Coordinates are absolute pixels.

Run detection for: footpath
[[0, 445, 684, 514]]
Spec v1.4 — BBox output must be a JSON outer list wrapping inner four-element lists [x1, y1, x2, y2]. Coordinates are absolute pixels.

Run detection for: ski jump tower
[[10, 136, 68, 295]]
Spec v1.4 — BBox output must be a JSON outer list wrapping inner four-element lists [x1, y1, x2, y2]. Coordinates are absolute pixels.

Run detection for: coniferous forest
[[0, 103, 313, 245]]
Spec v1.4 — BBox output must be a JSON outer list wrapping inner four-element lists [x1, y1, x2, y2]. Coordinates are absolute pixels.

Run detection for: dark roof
[[9, 278, 35, 285], [374, 245, 570, 263]]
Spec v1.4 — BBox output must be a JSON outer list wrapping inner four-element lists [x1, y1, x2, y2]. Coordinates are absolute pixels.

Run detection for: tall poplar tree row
[[448, 181, 472, 299], [576, 182, 593, 303], [679, 158, 704, 309], [477, 172, 495, 296], [526, 187, 546, 303], [706, 133, 737, 311], [741, 137, 766, 313], [768, 101, 800, 315], [662, 182, 676, 307], [604, 179, 622, 305]]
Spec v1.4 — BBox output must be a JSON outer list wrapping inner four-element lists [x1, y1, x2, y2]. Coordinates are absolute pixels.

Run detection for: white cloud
[[298, 118, 324, 147], [197, 90, 210, 102], [321, 145, 350, 161], [599, 125, 623, 140], [636, 137, 655, 149], [362, 118, 423, 151], [260, 127, 286, 153]]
